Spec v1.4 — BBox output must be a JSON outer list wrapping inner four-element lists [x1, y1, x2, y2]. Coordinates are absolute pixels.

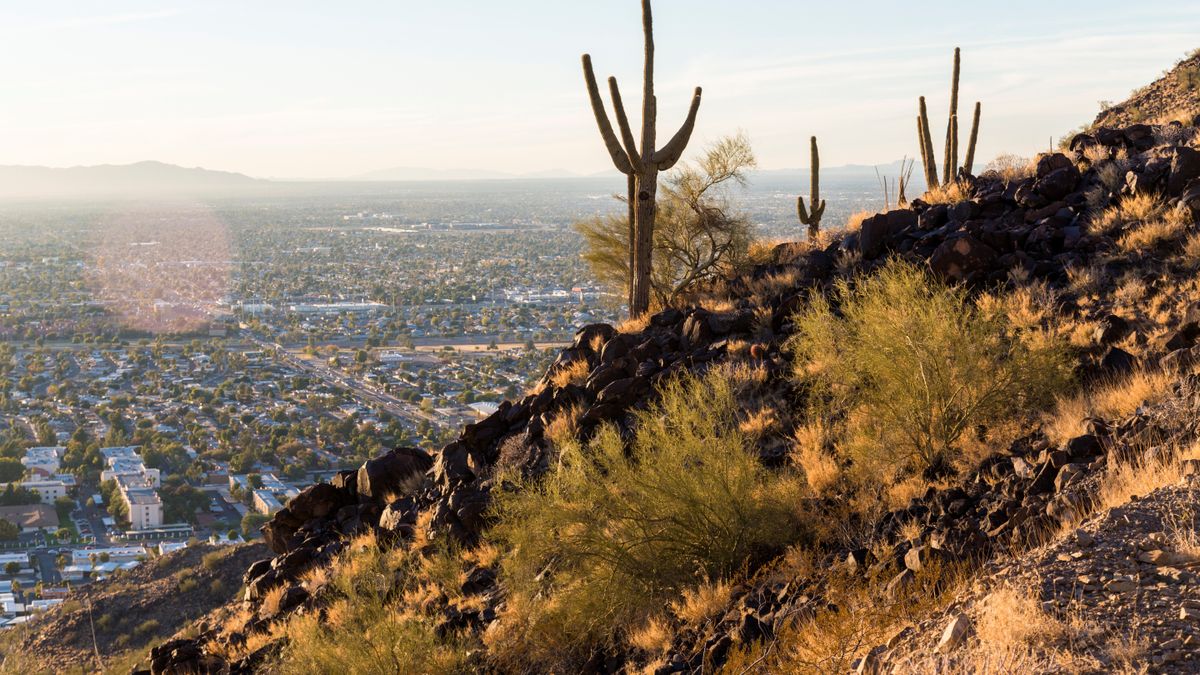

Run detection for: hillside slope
[[128, 60, 1200, 674], [0, 543, 265, 674], [1094, 49, 1200, 127]]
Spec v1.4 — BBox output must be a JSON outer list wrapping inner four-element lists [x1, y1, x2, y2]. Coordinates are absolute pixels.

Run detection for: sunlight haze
[[0, 1, 1197, 178]]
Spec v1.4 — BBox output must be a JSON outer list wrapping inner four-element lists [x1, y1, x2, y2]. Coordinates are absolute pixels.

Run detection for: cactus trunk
[[963, 102, 981, 176], [797, 136, 826, 240], [581, 0, 702, 319], [918, 97, 939, 189]]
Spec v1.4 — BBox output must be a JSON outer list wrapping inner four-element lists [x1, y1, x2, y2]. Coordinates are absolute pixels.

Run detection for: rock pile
[[145, 117, 1200, 674]]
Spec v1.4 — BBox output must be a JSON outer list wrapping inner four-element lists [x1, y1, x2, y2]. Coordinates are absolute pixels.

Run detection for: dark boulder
[[357, 447, 433, 502], [929, 235, 998, 282]]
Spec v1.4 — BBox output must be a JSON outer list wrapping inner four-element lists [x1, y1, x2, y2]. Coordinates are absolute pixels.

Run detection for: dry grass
[[628, 616, 674, 655], [722, 561, 967, 674], [1180, 231, 1200, 267], [617, 314, 651, 334], [976, 281, 1059, 332], [975, 586, 1069, 649], [1044, 369, 1173, 445], [792, 422, 841, 496], [543, 404, 582, 453], [984, 154, 1034, 184], [1091, 192, 1167, 236], [671, 580, 733, 626], [1113, 274, 1147, 306], [738, 406, 780, 440], [548, 358, 591, 390], [746, 268, 801, 302], [1117, 207, 1191, 252], [921, 181, 974, 205], [259, 585, 288, 620], [843, 210, 873, 234], [1065, 263, 1102, 299], [1098, 452, 1188, 511]]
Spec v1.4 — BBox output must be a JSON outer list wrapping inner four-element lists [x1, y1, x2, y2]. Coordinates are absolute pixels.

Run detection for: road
[[247, 335, 429, 423]]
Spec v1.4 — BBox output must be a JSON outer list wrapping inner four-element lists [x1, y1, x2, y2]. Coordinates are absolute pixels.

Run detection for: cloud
[[61, 9, 184, 28]]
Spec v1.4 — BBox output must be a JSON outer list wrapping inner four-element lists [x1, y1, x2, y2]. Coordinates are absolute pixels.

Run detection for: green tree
[[0, 519, 19, 541], [576, 133, 757, 310], [0, 458, 24, 483]]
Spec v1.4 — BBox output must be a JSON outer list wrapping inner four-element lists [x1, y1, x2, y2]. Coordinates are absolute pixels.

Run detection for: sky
[[0, 1, 1197, 180]]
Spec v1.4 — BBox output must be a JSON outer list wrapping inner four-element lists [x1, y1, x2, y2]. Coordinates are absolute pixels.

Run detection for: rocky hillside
[[1094, 49, 1200, 128], [141, 71, 1200, 674], [0, 542, 265, 674]]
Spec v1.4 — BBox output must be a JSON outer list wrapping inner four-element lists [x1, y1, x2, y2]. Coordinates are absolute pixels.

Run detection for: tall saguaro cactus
[[582, 0, 702, 319], [797, 136, 826, 240], [917, 47, 981, 190]]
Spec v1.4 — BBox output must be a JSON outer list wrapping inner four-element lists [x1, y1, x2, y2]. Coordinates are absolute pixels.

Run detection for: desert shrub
[[201, 550, 224, 571], [134, 619, 161, 638], [487, 370, 806, 670], [275, 534, 472, 675], [788, 261, 1073, 479]]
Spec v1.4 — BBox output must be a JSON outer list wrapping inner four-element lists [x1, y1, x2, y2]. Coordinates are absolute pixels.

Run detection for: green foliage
[[0, 520, 17, 542], [201, 550, 225, 571], [275, 537, 472, 675], [0, 458, 24, 484], [488, 370, 805, 669], [240, 512, 271, 538], [576, 133, 757, 308], [788, 261, 1073, 477], [0, 485, 40, 506]]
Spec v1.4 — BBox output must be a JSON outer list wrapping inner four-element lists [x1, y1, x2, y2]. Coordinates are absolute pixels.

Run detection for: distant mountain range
[[0, 159, 919, 198], [349, 166, 596, 181], [348, 160, 916, 183], [0, 161, 263, 198]]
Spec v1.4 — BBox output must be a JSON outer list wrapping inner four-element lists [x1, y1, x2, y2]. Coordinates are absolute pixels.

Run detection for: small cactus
[[798, 136, 826, 240]]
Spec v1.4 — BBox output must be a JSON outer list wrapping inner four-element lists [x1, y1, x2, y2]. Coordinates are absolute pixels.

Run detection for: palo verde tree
[[917, 47, 982, 189], [576, 134, 757, 309], [581, 0, 703, 318]]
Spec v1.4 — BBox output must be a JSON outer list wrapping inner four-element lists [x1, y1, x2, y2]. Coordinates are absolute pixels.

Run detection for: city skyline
[[0, 1, 1197, 179]]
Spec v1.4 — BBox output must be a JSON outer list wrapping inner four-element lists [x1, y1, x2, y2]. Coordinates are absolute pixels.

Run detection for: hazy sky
[[1, 1, 1197, 179]]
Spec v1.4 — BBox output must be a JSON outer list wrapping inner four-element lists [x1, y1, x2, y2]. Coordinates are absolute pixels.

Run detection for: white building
[[70, 546, 146, 566], [19, 480, 67, 504], [21, 447, 64, 475], [119, 478, 163, 531]]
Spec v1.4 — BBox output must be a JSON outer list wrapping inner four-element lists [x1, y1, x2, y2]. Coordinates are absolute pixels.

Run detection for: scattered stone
[[936, 613, 971, 653]]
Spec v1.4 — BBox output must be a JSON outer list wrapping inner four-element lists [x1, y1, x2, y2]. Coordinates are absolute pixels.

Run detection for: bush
[[133, 619, 160, 638], [788, 261, 1073, 478], [201, 550, 224, 571], [275, 534, 471, 675], [487, 370, 805, 670]]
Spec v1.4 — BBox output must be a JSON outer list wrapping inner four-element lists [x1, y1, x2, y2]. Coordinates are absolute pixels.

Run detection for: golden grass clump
[[975, 586, 1068, 650], [1118, 206, 1191, 252], [984, 154, 1034, 184], [671, 580, 733, 626], [548, 357, 591, 390], [1043, 369, 1172, 445], [921, 180, 974, 205], [1090, 192, 1167, 236]]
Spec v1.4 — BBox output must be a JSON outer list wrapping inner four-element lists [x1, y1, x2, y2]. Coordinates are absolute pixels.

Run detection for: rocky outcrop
[[145, 116, 1200, 674]]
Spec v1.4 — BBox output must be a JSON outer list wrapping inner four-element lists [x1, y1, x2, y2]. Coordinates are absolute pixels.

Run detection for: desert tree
[[576, 134, 757, 309], [581, 0, 703, 318]]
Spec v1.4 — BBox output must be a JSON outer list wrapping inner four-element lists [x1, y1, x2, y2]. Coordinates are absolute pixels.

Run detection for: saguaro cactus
[[917, 47, 981, 190], [582, 0, 702, 319], [797, 136, 826, 240]]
